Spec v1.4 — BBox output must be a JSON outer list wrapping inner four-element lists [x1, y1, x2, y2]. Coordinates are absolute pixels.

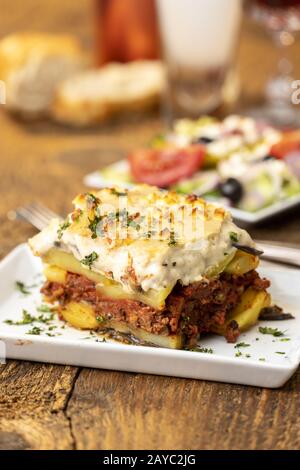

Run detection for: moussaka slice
[[29, 185, 271, 348]]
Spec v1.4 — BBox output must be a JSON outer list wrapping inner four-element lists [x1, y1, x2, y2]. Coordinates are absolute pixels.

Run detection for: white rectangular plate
[[1, 244, 300, 388], [83, 160, 300, 225]]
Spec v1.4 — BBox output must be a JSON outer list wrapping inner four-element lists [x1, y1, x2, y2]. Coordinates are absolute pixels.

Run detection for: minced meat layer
[[42, 270, 270, 345]]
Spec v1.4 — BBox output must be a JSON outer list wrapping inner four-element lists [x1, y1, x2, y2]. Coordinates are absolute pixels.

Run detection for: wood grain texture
[[0, 0, 300, 451], [67, 368, 300, 450], [0, 361, 79, 449]]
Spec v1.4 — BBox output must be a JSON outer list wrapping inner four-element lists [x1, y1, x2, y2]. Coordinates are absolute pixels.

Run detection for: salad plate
[[84, 115, 300, 224], [0, 243, 300, 388]]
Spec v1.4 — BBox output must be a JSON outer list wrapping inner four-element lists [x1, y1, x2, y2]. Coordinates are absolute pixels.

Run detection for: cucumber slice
[[239, 173, 275, 212], [173, 171, 219, 196]]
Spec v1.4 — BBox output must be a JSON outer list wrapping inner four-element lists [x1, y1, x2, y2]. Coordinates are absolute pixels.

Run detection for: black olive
[[259, 305, 294, 321], [219, 178, 244, 204], [196, 136, 215, 144], [262, 154, 276, 161]]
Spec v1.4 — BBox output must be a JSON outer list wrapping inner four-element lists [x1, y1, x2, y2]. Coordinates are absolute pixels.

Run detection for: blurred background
[[1, 0, 300, 111], [1, 0, 300, 260]]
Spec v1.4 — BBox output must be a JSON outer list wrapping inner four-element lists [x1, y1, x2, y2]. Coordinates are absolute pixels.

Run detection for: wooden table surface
[[0, 0, 300, 450]]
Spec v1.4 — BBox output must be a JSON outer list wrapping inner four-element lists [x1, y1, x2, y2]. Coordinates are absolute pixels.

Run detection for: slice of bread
[[51, 60, 165, 126], [0, 32, 85, 117]]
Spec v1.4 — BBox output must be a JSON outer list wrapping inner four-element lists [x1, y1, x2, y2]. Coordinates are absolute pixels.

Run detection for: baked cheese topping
[[29, 185, 254, 292]]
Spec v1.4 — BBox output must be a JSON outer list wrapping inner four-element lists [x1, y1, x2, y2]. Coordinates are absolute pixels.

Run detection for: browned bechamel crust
[[41, 270, 270, 346]]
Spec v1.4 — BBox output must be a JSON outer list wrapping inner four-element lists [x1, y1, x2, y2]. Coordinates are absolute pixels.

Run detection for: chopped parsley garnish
[[15, 280, 40, 294], [27, 326, 43, 336], [96, 315, 105, 323], [90, 209, 131, 237], [113, 209, 133, 228], [37, 304, 53, 313], [86, 193, 100, 206], [6, 314, 62, 335], [229, 231, 239, 243], [105, 209, 128, 225], [36, 312, 54, 323], [189, 347, 213, 354], [280, 338, 291, 342], [4, 309, 35, 325], [168, 231, 177, 246], [81, 252, 99, 269], [4, 309, 54, 326], [88, 215, 103, 239], [276, 351, 285, 355], [235, 351, 242, 357], [15, 281, 31, 295], [72, 208, 83, 222], [234, 342, 250, 348], [57, 220, 71, 240], [128, 219, 141, 230], [127, 213, 145, 231], [259, 357, 266, 362], [96, 337, 107, 343], [259, 326, 285, 337], [110, 188, 127, 197], [81, 331, 98, 340], [128, 217, 142, 230], [182, 315, 190, 323], [144, 230, 155, 239], [246, 354, 251, 358]]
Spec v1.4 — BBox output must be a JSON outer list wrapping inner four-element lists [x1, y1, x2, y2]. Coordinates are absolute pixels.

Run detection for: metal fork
[[7, 202, 63, 231], [7, 202, 300, 268]]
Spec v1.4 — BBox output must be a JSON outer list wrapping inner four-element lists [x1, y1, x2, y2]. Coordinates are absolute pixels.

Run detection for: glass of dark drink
[[246, 0, 300, 126], [94, 0, 159, 64]]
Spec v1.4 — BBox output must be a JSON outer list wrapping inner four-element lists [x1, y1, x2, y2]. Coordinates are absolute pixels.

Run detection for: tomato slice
[[128, 145, 205, 187], [270, 130, 300, 159]]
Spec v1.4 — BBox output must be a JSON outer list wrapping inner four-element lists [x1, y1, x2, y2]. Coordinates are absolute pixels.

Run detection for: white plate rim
[[0, 243, 300, 388]]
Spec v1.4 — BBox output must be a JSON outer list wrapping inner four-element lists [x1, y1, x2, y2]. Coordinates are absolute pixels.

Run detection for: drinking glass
[[156, 0, 242, 120], [246, 0, 300, 126]]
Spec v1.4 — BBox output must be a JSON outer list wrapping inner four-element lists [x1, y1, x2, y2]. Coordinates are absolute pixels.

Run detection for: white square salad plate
[[1, 243, 300, 388], [84, 160, 300, 225]]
